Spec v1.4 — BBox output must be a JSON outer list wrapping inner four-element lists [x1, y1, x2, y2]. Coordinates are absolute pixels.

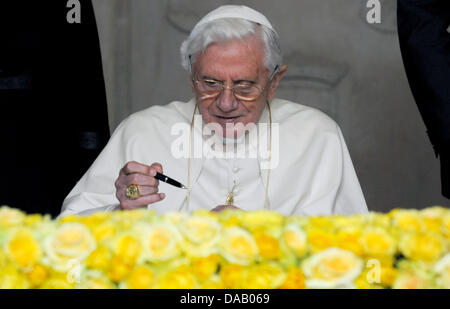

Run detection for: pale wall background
[[91, 0, 449, 212]]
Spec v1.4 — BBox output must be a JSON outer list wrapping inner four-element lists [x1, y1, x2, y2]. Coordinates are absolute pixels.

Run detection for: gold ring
[[125, 184, 140, 199]]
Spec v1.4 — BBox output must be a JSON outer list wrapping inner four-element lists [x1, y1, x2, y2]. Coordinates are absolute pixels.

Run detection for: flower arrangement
[[0, 205, 449, 289]]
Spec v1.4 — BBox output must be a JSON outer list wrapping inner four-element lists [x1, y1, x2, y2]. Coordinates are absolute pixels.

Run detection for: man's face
[[191, 35, 284, 139]]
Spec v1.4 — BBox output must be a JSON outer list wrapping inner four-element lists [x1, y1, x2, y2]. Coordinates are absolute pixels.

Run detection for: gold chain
[[226, 181, 237, 205], [185, 104, 197, 212], [264, 99, 272, 210]]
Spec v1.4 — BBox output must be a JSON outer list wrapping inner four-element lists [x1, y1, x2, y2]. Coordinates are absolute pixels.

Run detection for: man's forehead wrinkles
[[198, 65, 261, 83], [195, 40, 264, 75]]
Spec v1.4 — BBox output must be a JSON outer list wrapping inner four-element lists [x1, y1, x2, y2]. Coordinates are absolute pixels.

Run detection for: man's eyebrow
[[234, 79, 257, 84], [200, 74, 223, 82], [200, 74, 257, 84]]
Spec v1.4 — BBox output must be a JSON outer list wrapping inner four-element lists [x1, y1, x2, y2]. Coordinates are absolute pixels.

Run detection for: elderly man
[[60, 5, 368, 217]]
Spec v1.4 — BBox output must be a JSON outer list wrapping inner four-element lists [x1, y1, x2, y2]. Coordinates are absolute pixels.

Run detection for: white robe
[[60, 98, 368, 217]]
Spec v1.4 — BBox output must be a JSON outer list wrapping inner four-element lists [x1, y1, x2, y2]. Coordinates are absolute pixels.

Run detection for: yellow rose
[[220, 264, 247, 289], [364, 212, 391, 229], [399, 232, 445, 262], [24, 214, 44, 228], [281, 224, 308, 258], [284, 216, 309, 230], [219, 227, 259, 265], [254, 231, 281, 260], [113, 208, 148, 222], [392, 260, 434, 289], [421, 207, 445, 234], [335, 227, 363, 256], [218, 210, 242, 228], [0, 248, 7, 268], [77, 270, 115, 289], [302, 247, 364, 288], [308, 216, 335, 231], [153, 256, 191, 274], [379, 265, 398, 287], [392, 273, 427, 289], [333, 215, 365, 230], [360, 227, 396, 258], [92, 222, 117, 243], [5, 228, 42, 270], [86, 245, 113, 271], [78, 212, 111, 230], [107, 256, 134, 282], [0, 264, 30, 289], [242, 262, 286, 289], [354, 270, 382, 289], [58, 215, 79, 224], [180, 214, 221, 244], [355, 262, 398, 289], [28, 220, 56, 242], [306, 228, 336, 253], [201, 275, 225, 289], [442, 214, 450, 238], [43, 222, 96, 272], [190, 254, 220, 281], [121, 265, 155, 289], [162, 211, 188, 226], [391, 209, 424, 233], [0, 206, 25, 228], [238, 211, 284, 234], [154, 265, 198, 289], [110, 209, 148, 230], [191, 209, 219, 219], [434, 253, 450, 289], [138, 223, 181, 263], [40, 272, 75, 289], [179, 215, 221, 257], [111, 233, 141, 266], [280, 267, 306, 289], [27, 264, 49, 288]]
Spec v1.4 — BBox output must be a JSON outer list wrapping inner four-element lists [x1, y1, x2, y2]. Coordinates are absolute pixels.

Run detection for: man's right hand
[[115, 161, 165, 210]]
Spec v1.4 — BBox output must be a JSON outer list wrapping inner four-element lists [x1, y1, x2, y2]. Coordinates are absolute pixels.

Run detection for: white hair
[[180, 18, 283, 74]]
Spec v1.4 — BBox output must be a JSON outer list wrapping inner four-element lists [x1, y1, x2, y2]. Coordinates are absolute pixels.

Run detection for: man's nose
[[216, 86, 238, 112]]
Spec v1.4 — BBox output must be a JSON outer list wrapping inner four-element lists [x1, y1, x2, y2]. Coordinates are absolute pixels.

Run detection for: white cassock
[[60, 98, 368, 217]]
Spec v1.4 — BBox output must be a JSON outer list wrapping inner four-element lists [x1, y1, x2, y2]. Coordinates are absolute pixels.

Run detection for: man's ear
[[267, 65, 288, 100]]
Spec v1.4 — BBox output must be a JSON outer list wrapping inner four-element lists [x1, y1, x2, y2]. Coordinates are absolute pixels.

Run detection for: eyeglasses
[[192, 65, 279, 102]]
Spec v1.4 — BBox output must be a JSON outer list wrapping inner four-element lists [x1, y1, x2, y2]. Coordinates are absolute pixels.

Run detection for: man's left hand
[[211, 205, 241, 213]]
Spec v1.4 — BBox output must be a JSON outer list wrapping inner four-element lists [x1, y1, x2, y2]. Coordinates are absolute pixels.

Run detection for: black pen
[[155, 172, 187, 189]]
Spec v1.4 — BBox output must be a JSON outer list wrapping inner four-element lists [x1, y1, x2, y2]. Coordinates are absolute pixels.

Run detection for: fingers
[[211, 206, 227, 213], [116, 161, 166, 210], [121, 161, 164, 177], [121, 161, 151, 175], [210, 205, 241, 213], [210, 206, 223, 213], [120, 193, 166, 210], [124, 173, 159, 188], [133, 184, 159, 196], [151, 162, 163, 174]]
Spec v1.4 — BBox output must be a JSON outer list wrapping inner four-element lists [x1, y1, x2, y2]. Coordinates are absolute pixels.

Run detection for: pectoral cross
[[225, 181, 237, 206]]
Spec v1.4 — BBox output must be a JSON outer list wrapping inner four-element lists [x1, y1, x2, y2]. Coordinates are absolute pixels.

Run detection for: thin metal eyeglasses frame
[[189, 55, 279, 102]]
